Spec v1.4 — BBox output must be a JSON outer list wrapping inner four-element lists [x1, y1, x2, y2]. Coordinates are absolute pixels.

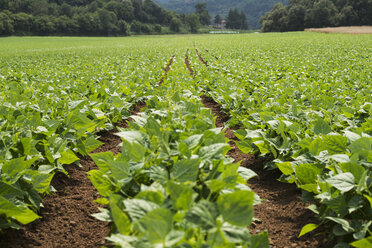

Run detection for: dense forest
[[261, 0, 372, 32], [155, 0, 288, 30], [0, 0, 196, 36]]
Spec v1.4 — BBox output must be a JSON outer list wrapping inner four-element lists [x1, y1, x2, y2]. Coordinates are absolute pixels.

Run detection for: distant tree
[[131, 0, 143, 20], [287, 5, 305, 30], [261, 0, 371, 32], [143, 0, 165, 24], [0, 0, 189, 36], [33, 15, 56, 34], [154, 24, 161, 32], [226, 8, 248, 29], [30, 0, 49, 16], [76, 12, 100, 34], [195, 2, 210, 25], [260, 3, 288, 32], [13, 12, 34, 33], [170, 16, 181, 32], [309, 0, 338, 27], [186, 13, 200, 33], [214, 14, 221, 25], [195, 2, 207, 14], [60, 3, 74, 17], [240, 11, 248, 30], [337, 5, 358, 26], [0, 0, 9, 10], [0, 10, 14, 35], [56, 15, 79, 34], [130, 20, 141, 33], [105, 0, 134, 22], [97, 8, 118, 34], [117, 19, 130, 35]]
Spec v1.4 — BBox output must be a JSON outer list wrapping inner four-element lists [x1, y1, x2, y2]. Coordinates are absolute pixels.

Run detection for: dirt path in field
[[201, 95, 328, 248], [194, 49, 329, 247], [306, 26, 372, 34], [159, 55, 175, 85], [185, 50, 194, 77], [196, 49, 208, 66], [0, 103, 145, 248], [205, 49, 219, 61]]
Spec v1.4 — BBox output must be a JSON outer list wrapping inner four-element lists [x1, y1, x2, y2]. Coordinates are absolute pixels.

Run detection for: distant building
[[215, 20, 226, 29]]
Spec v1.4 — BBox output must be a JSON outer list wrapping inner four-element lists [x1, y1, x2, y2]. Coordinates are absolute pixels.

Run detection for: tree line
[[260, 0, 372, 32], [156, 0, 288, 30], [0, 0, 215, 36]]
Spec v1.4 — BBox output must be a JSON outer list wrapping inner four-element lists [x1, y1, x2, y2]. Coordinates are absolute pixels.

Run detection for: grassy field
[[0, 33, 371, 248]]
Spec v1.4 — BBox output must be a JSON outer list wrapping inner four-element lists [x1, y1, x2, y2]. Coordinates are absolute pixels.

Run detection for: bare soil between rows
[[201, 95, 330, 248], [0, 103, 146, 248], [1, 51, 331, 248]]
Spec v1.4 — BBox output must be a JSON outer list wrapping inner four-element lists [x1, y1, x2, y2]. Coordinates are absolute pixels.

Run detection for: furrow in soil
[[200, 94, 328, 248], [0, 102, 146, 248]]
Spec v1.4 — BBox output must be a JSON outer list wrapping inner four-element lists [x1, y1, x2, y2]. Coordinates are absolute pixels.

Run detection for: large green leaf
[[323, 135, 347, 155], [58, 149, 79, 165], [88, 170, 115, 197], [115, 131, 149, 148], [313, 119, 331, 135], [109, 160, 131, 182], [135, 208, 173, 244], [199, 143, 230, 159], [167, 181, 195, 210], [349, 137, 371, 159], [109, 194, 131, 234], [171, 158, 200, 183], [0, 196, 40, 224], [2, 157, 34, 183], [299, 223, 319, 237], [89, 152, 115, 172], [124, 199, 159, 222], [350, 236, 372, 248], [295, 163, 322, 185], [248, 231, 270, 248], [84, 136, 103, 153], [217, 191, 254, 227], [326, 173, 355, 192], [186, 200, 218, 230]]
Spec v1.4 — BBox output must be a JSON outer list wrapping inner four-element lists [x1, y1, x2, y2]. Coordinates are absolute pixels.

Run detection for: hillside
[[154, 0, 288, 29], [0, 0, 177, 36]]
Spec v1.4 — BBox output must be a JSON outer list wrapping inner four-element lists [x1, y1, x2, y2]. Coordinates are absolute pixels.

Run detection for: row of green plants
[[89, 58, 269, 247], [0, 47, 168, 231], [190, 35, 371, 247]]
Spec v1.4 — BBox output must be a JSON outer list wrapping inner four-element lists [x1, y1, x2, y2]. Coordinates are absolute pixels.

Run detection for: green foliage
[[0, 0, 180, 36], [193, 32, 372, 246], [0, 38, 173, 231], [261, 0, 372, 32], [226, 8, 248, 30], [186, 13, 200, 33], [156, 0, 288, 29], [88, 68, 266, 247], [0, 32, 370, 247]]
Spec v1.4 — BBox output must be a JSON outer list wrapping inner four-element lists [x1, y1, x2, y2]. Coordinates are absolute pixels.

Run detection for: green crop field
[[0, 33, 371, 248]]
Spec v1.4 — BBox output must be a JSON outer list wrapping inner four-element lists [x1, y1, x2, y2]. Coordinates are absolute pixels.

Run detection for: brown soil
[[0, 159, 111, 248], [159, 55, 175, 85], [201, 95, 329, 248], [306, 26, 372, 34], [184, 50, 194, 77], [0, 102, 146, 248], [205, 49, 219, 61], [195, 49, 208, 66]]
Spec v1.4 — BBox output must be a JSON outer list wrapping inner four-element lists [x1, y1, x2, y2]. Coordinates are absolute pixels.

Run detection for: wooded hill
[[0, 0, 183, 36], [155, 0, 288, 29], [261, 0, 372, 32]]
